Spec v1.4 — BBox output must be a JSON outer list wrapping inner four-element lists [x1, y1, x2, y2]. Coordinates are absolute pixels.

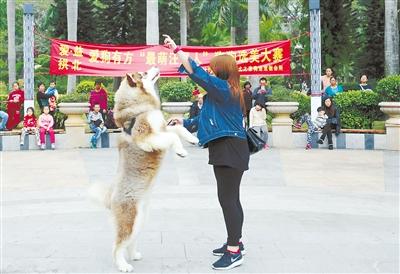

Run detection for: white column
[[309, 1, 321, 120], [23, 4, 34, 115]]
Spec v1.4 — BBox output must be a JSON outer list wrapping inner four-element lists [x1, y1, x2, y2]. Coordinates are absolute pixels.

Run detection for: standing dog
[[90, 67, 198, 272]]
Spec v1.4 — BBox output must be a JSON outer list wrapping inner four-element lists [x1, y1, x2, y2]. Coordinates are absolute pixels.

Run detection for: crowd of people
[[0, 79, 114, 150]]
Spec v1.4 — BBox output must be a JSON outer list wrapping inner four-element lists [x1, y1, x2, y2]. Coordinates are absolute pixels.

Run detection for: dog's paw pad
[[176, 149, 188, 158], [118, 263, 134, 272], [131, 251, 142, 261]]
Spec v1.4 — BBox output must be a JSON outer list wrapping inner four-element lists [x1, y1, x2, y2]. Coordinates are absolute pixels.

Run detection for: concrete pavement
[[1, 146, 399, 273]]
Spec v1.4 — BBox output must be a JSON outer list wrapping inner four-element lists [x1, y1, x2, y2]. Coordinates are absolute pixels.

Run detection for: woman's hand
[[163, 34, 177, 51], [167, 118, 183, 126]]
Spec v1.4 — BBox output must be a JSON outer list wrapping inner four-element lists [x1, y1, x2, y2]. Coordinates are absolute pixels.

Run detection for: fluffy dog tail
[[88, 183, 112, 209]]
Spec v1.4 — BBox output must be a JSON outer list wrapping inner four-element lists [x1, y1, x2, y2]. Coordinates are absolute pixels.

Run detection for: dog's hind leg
[[127, 198, 149, 261], [112, 201, 137, 272]]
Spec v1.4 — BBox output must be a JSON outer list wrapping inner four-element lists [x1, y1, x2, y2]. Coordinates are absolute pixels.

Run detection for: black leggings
[[320, 123, 337, 145], [213, 165, 244, 246]]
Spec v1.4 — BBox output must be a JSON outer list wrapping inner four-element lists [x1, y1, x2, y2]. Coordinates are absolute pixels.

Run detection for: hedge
[[334, 90, 383, 129], [160, 81, 193, 102], [376, 75, 400, 102]]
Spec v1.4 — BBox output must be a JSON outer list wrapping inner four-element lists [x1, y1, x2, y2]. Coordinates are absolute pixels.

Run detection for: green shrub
[[53, 111, 67, 129], [75, 80, 95, 94], [160, 81, 193, 102], [269, 86, 296, 102], [334, 90, 382, 129], [372, 120, 385, 130], [290, 91, 311, 121], [58, 92, 89, 103], [107, 92, 115, 109], [376, 75, 400, 102], [0, 94, 7, 111]]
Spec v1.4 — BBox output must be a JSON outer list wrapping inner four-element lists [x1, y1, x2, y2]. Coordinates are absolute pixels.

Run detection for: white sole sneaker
[[212, 257, 244, 270], [213, 249, 246, 256]]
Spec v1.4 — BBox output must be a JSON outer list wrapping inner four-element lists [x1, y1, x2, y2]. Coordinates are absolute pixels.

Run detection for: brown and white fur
[[90, 67, 198, 272]]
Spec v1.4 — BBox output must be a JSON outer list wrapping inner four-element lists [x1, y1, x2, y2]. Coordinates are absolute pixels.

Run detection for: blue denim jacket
[[179, 58, 246, 146]]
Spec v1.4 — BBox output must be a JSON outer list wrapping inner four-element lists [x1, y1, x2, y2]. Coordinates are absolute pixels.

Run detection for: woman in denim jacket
[[164, 35, 249, 270]]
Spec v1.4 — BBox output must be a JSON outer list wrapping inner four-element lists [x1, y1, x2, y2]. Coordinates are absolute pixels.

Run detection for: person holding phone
[[164, 34, 249, 270]]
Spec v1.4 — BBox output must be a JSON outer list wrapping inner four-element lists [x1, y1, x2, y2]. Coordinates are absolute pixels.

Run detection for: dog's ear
[[126, 73, 137, 87]]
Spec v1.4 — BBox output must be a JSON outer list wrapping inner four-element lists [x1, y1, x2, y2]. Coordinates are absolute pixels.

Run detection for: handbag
[[247, 127, 266, 154]]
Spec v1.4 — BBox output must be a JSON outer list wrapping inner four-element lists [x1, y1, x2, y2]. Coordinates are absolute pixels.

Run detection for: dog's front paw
[[187, 135, 199, 145], [117, 262, 134, 272], [130, 251, 142, 261], [175, 148, 188, 158]]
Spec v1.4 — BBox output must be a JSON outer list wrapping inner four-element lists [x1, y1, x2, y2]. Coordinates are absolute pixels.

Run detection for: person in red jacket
[[89, 80, 108, 116], [20, 107, 39, 146], [6, 82, 24, 130]]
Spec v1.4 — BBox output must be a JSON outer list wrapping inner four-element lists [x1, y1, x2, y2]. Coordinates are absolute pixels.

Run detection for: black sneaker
[[328, 144, 333, 150], [317, 139, 324, 144], [212, 242, 246, 256], [212, 250, 243, 270]]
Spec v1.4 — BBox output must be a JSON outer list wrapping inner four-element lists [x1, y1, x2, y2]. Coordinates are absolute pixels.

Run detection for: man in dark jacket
[[252, 77, 272, 107]]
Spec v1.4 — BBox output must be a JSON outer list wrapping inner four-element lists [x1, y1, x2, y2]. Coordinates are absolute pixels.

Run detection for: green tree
[[356, 0, 385, 80], [320, 0, 353, 79]]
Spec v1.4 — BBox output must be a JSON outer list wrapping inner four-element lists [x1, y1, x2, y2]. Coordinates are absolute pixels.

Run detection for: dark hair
[[94, 79, 102, 85], [254, 100, 265, 108], [259, 77, 267, 82], [330, 76, 336, 81], [93, 103, 100, 107], [243, 81, 252, 88], [49, 80, 56, 84], [26, 107, 36, 118], [317, 106, 324, 112], [13, 81, 19, 87], [42, 105, 49, 110], [37, 82, 45, 88]]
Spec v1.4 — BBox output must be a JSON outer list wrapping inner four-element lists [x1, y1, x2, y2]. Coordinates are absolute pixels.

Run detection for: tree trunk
[[248, 0, 260, 87], [385, 0, 399, 75], [230, 26, 236, 45], [7, 0, 16, 87], [146, 0, 159, 45], [146, 0, 159, 95], [67, 0, 78, 93], [180, 0, 187, 46]]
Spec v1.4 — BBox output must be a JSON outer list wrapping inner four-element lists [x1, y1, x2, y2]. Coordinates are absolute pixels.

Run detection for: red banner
[[50, 39, 291, 77]]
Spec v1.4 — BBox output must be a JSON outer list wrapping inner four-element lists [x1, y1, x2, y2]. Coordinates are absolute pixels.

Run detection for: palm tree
[[146, 0, 159, 45], [66, 0, 78, 94], [198, 0, 246, 45], [7, 0, 16, 87], [384, 0, 399, 75], [248, 0, 260, 86]]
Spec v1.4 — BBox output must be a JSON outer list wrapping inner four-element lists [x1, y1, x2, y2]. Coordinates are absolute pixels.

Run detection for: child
[[20, 107, 39, 146], [88, 103, 107, 148], [46, 81, 59, 114], [295, 107, 328, 149], [38, 106, 56, 150], [249, 101, 269, 149]]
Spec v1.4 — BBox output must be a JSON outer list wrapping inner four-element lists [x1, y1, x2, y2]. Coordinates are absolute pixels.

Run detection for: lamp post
[[23, 3, 35, 114], [309, 0, 321, 120]]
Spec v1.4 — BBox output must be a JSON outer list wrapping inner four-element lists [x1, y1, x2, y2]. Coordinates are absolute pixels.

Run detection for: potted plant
[[160, 81, 193, 118], [265, 87, 299, 148], [58, 92, 90, 127], [376, 75, 400, 150]]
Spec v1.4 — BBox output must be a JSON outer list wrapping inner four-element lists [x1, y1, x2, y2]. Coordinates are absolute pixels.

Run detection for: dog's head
[[114, 67, 161, 128], [125, 66, 160, 97]]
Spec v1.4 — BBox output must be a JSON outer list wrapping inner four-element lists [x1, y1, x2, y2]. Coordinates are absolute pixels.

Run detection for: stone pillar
[[58, 103, 90, 148], [379, 102, 400, 150], [266, 102, 299, 148]]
